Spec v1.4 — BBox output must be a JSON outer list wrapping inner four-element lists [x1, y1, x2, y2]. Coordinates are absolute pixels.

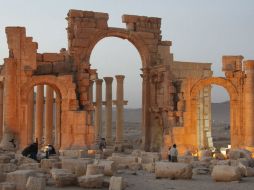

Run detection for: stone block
[[18, 163, 40, 170], [42, 53, 65, 62], [78, 174, 104, 188], [142, 163, 155, 173], [26, 176, 46, 190], [41, 159, 58, 170], [0, 164, 17, 173], [211, 165, 241, 182], [0, 156, 11, 164], [94, 160, 116, 176], [0, 182, 15, 190], [62, 158, 93, 176], [155, 162, 192, 179], [50, 169, 77, 187], [86, 164, 104, 176], [6, 170, 37, 190], [109, 176, 123, 190]]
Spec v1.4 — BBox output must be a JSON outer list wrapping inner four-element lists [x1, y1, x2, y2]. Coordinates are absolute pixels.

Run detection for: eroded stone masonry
[[0, 9, 253, 155]]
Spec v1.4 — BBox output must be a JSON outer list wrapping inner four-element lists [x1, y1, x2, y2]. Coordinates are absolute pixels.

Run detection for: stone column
[[45, 85, 54, 145], [103, 77, 113, 144], [88, 80, 94, 125], [27, 89, 34, 145], [244, 60, 254, 147], [0, 58, 17, 150], [35, 85, 44, 146], [94, 79, 103, 142], [55, 94, 61, 149], [0, 84, 3, 140], [114, 75, 128, 144]]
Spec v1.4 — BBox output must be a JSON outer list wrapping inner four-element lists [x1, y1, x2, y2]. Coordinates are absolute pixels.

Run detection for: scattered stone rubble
[[0, 148, 252, 190]]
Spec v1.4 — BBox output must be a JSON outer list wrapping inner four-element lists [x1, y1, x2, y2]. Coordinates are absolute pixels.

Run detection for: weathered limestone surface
[[26, 176, 46, 190], [61, 158, 93, 176], [109, 176, 124, 190], [86, 164, 104, 176], [78, 174, 104, 188], [94, 160, 116, 176], [211, 165, 241, 182], [6, 170, 37, 190], [155, 162, 192, 179], [50, 169, 77, 187]]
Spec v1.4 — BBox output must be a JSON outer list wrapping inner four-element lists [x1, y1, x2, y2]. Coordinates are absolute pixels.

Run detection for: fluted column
[[95, 79, 103, 142], [0, 84, 3, 140], [104, 77, 113, 144], [244, 60, 254, 147], [35, 85, 44, 146], [27, 89, 34, 144], [55, 94, 61, 149], [45, 85, 54, 145], [114, 75, 128, 144]]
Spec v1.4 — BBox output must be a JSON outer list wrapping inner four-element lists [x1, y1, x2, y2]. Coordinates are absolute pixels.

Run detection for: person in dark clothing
[[168, 146, 172, 161], [45, 144, 56, 159], [99, 138, 106, 151], [21, 140, 38, 161]]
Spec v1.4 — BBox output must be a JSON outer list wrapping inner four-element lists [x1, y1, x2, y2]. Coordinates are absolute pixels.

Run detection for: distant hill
[[211, 101, 230, 123], [104, 100, 230, 124]]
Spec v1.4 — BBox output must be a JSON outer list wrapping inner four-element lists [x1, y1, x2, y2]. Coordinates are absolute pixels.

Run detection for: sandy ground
[[46, 170, 254, 190]]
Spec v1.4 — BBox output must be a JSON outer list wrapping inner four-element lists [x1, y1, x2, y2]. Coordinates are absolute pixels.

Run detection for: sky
[[0, 0, 254, 107]]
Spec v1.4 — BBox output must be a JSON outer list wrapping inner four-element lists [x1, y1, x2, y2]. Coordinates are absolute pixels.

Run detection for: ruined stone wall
[[169, 61, 213, 153]]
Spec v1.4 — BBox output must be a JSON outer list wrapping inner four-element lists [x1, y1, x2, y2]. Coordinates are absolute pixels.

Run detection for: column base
[[0, 132, 17, 151]]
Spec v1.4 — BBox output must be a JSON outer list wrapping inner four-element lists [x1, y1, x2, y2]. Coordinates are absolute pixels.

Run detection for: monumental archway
[[190, 77, 241, 149]]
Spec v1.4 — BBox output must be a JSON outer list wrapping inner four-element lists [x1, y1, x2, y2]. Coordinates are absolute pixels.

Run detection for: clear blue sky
[[0, 0, 254, 107]]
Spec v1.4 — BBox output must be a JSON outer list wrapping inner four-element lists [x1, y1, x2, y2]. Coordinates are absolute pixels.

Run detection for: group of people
[[168, 144, 178, 162], [21, 138, 56, 161]]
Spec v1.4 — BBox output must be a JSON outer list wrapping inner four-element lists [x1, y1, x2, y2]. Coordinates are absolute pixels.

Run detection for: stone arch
[[21, 75, 68, 102], [83, 28, 150, 68], [189, 77, 241, 149], [190, 77, 239, 100]]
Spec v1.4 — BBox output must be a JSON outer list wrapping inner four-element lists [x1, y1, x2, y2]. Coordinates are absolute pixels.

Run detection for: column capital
[[103, 77, 113, 83], [95, 79, 103, 85], [115, 75, 125, 80], [89, 80, 94, 85]]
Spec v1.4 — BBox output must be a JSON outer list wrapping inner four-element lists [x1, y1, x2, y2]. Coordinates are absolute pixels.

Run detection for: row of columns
[[93, 75, 127, 145], [27, 85, 61, 147]]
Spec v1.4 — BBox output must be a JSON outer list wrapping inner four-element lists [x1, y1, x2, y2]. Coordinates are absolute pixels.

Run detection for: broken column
[[114, 75, 128, 144], [27, 89, 34, 145], [103, 77, 113, 145], [35, 85, 44, 146], [95, 79, 103, 142], [244, 60, 254, 147], [45, 85, 54, 145]]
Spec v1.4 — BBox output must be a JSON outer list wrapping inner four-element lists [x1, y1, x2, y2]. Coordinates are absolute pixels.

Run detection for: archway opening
[[211, 85, 230, 149], [26, 84, 61, 149], [90, 36, 142, 148], [196, 84, 230, 150]]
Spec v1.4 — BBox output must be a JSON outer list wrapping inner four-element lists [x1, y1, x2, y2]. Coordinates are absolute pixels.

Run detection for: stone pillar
[[0, 84, 3, 140], [55, 94, 61, 149], [88, 80, 94, 125], [27, 89, 34, 145], [45, 85, 54, 145], [244, 60, 254, 147], [35, 85, 44, 146], [104, 77, 113, 144], [114, 75, 128, 144], [94, 79, 103, 142], [0, 58, 17, 150]]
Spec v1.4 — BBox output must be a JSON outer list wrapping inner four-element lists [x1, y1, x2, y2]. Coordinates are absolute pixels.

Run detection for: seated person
[[21, 142, 38, 161]]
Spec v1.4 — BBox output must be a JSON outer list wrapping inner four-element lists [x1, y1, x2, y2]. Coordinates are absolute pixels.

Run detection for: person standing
[[170, 144, 178, 162], [168, 146, 172, 161]]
